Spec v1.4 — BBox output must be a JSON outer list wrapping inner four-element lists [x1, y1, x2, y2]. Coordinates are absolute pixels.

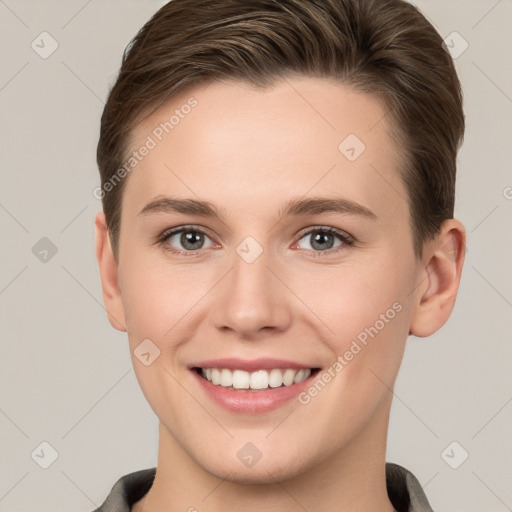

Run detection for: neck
[[135, 398, 396, 512]]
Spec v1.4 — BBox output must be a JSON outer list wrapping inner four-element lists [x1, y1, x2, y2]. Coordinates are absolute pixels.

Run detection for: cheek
[[302, 261, 408, 337], [119, 260, 191, 418], [120, 257, 194, 339], [119, 257, 210, 404], [300, 255, 413, 388]]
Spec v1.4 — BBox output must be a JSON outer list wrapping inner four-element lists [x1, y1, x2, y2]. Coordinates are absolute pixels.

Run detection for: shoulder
[[91, 467, 156, 512], [386, 462, 435, 512]]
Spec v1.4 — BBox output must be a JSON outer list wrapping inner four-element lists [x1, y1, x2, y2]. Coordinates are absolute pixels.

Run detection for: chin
[[197, 452, 310, 485]]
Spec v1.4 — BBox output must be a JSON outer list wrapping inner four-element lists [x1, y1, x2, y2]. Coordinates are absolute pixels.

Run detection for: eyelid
[[294, 225, 354, 244], [158, 224, 216, 240]]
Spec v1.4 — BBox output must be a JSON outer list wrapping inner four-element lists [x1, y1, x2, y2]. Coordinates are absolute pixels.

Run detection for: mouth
[[193, 367, 319, 390], [189, 359, 321, 414]]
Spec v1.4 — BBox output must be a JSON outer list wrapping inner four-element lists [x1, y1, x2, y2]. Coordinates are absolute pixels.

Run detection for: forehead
[[123, 77, 408, 223]]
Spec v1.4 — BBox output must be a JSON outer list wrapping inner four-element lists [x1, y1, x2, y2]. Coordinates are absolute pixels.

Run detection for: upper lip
[[190, 358, 315, 372]]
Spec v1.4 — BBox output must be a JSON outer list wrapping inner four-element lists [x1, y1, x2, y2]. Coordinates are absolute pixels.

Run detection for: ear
[[95, 210, 127, 332], [409, 218, 466, 337]]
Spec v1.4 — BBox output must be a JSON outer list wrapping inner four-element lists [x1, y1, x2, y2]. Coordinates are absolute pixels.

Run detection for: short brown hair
[[97, 0, 464, 261]]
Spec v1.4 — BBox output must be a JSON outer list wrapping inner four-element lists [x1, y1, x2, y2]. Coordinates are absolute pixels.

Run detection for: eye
[[294, 226, 354, 255], [157, 225, 354, 256], [158, 226, 215, 254]]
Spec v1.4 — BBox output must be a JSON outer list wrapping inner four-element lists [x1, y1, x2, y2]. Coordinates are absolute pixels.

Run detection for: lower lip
[[192, 370, 316, 414]]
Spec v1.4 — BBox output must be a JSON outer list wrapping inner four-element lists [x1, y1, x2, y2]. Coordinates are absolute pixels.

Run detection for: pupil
[[182, 230, 203, 250], [312, 232, 333, 250]]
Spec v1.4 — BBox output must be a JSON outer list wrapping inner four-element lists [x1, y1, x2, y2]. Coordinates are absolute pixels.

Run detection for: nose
[[210, 244, 293, 340]]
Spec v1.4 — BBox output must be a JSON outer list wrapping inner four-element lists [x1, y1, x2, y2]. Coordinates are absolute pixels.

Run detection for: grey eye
[[166, 229, 214, 251], [297, 229, 345, 252]]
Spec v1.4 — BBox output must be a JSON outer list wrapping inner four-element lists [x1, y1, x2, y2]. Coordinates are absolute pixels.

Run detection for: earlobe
[[409, 219, 466, 338], [94, 210, 127, 333]]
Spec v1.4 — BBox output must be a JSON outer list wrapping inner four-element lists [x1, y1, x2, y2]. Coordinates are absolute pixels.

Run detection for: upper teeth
[[201, 368, 312, 390]]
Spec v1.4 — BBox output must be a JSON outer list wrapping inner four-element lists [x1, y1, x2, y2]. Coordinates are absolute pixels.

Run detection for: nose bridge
[[211, 237, 291, 337]]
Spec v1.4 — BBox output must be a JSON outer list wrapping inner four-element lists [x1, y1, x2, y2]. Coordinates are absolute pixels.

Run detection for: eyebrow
[[138, 195, 377, 222]]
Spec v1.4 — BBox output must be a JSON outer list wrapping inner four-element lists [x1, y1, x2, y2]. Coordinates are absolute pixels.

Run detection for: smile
[[190, 358, 321, 413], [198, 367, 313, 390]]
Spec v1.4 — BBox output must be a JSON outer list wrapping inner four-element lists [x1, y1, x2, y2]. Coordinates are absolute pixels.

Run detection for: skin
[[95, 77, 466, 511]]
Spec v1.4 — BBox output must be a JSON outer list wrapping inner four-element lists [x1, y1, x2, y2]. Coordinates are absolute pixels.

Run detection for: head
[[95, 0, 466, 484]]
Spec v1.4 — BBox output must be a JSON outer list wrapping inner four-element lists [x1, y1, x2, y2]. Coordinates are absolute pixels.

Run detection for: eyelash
[[156, 224, 355, 257]]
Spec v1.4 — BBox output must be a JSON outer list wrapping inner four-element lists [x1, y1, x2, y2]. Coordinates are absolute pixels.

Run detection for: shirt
[[92, 462, 434, 512]]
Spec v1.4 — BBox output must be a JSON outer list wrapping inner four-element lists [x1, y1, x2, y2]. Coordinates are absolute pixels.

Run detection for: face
[[106, 77, 428, 482]]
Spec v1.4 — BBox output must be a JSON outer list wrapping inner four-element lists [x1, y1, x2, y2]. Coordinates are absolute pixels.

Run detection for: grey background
[[0, 1, 511, 510]]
